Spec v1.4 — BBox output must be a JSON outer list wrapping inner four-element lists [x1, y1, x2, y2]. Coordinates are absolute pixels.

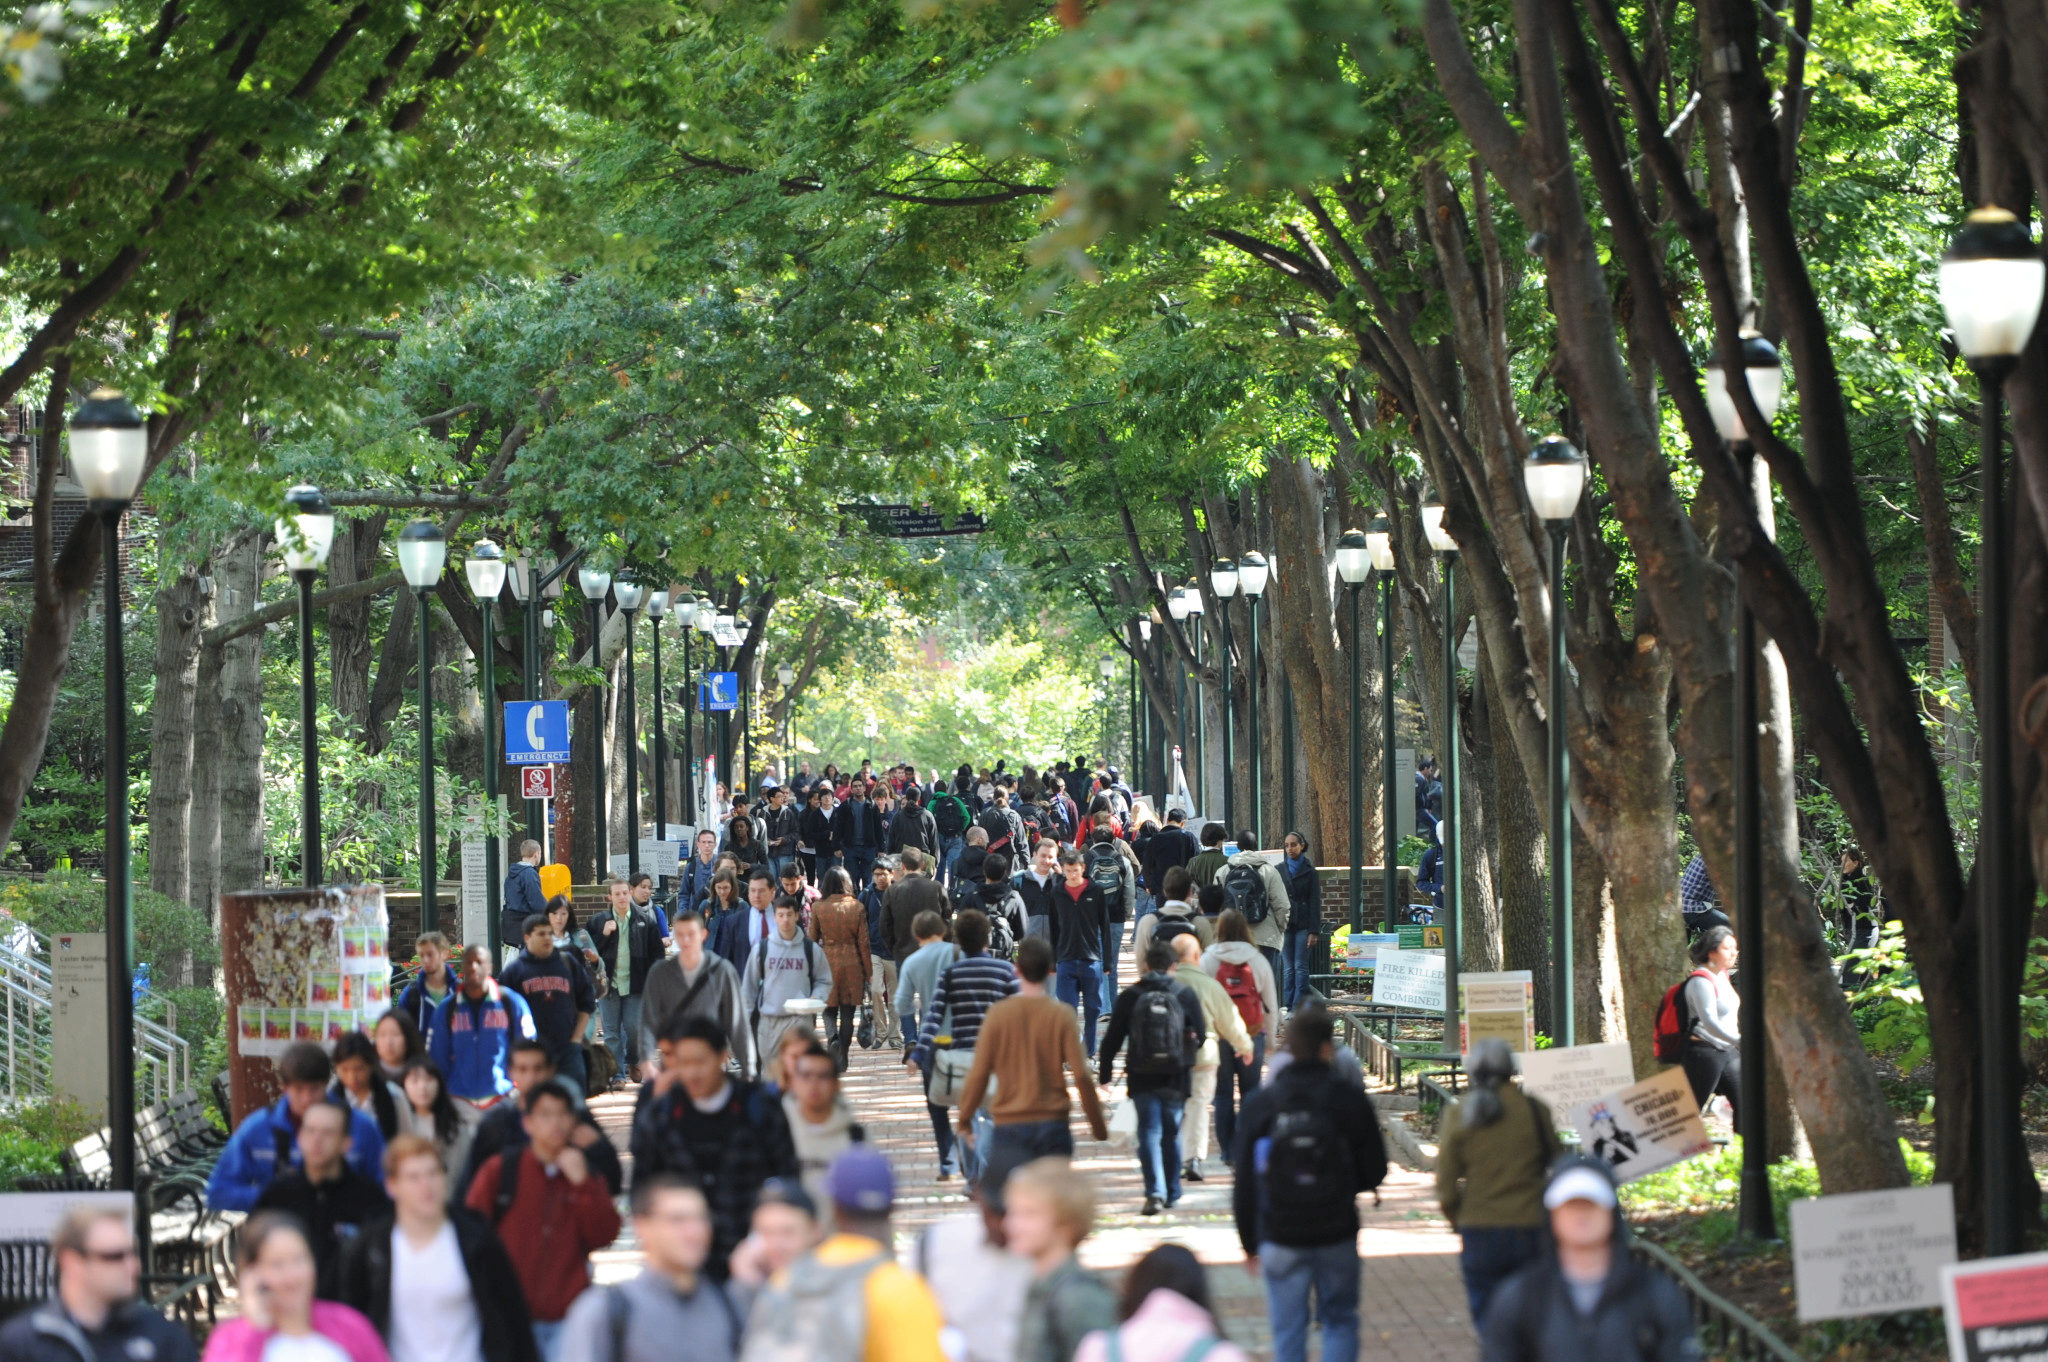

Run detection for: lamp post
[[1238, 552, 1269, 843], [1939, 206, 2045, 1257], [1167, 590, 1191, 808], [277, 485, 335, 886], [647, 591, 670, 850], [1098, 656, 1119, 765], [1422, 500, 1462, 1040], [716, 612, 737, 795], [397, 521, 449, 932], [1523, 437, 1587, 1046], [1336, 531, 1371, 933], [579, 566, 613, 874], [1211, 559, 1239, 831], [465, 540, 508, 958], [1704, 330, 1786, 1241], [509, 553, 536, 845], [675, 593, 698, 825], [615, 578, 645, 876], [1365, 520, 1398, 933], [695, 603, 718, 810], [72, 387, 148, 1192], [1136, 617, 1152, 796], [1183, 580, 1206, 815], [778, 662, 796, 769]]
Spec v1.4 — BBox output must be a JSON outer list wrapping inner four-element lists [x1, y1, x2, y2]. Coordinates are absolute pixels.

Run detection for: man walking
[[783, 1040, 863, 1210], [395, 931, 459, 1034], [427, 945, 540, 1128], [252, 1096, 390, 1297], [890, 785, 939, 858], [1217, 829, 1291, 985], [209, 1042, 387, 1209], [592, 874, 666, 1083], [0, 1205, 198, 1362], [639, 909, 752, 1077], [861, 857, 899, 1047], [1083, 827, 1137, 1014], [908, 910, 1016, 1184], [711, 867, 779, 973], [930, 782, 973, 885], [1097, 940, 1206, 1215], [502, 840, 548, 962], [1170, 932, 1252, 1182], [832, 779, 884, 890], [879, 846, 949, 964], [739, 896, 833, 1082], [1049, 845, 1110, 1057], [1188, 822, 1229, 896], [557, 1176, 742, 1362], [455, 1040, 622, 1203], [763, 782, 801, 883], [498, 914, 597, 1093], [1015, 839, 1060, 942]]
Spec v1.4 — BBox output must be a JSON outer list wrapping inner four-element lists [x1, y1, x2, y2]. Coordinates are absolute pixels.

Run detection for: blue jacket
[[504, 861, 547, 927], [861, 887, 890, 962], [426, 981, 537, 1102], [710, 904, 773, 974], [206, 1097, 386, 1212], [395, 963, 460, 1035]]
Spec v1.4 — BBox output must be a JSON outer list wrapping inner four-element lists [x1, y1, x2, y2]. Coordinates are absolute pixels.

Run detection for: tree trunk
[[329, 513, 387, 732], [146, 570, 204, 908], [217, 537, 268, 893], [190, 641, 225, 929], [1486, 631, 1554, 1031]]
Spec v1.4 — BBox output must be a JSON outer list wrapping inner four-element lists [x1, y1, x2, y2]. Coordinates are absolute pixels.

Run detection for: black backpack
[[1151, 914, 1199, 951], [1085, 844, 1125, 898], [1127, 984, 1191, 1074], [932, 794, 971, 838], [1258, 1088, 1354, 1223], [1223, 861, 1270, 924]]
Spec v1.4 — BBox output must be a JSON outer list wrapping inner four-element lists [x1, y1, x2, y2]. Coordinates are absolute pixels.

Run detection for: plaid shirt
[[1680, 855, 1719, 916]]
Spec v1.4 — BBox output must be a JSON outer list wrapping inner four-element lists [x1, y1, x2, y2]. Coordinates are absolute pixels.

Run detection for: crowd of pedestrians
[[8, 755, 1713, 1362]]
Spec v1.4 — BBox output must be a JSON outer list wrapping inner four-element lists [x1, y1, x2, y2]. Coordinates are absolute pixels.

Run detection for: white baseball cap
[[1544, 1165, 1619, 1211]]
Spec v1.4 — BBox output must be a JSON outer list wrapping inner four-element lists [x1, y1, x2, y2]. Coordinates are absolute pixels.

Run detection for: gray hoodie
[[640, 951, 752, 1075], [1215, 850, 1290, 950], [557, 1267, 741, 1362], [740, 929, 832, 1019], [782, 1093, 860, 1217]]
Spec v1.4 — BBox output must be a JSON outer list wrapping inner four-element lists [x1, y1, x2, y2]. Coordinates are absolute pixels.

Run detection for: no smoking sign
[[520, 766, 557, 800]]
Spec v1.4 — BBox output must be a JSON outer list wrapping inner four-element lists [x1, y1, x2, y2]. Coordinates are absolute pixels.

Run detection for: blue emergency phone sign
[[700, 672, 739, 712], [503, 700, 572, 764]]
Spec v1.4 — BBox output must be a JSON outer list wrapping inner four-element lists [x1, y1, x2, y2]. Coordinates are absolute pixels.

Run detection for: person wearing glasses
[[0, 1204, 198, 1362]]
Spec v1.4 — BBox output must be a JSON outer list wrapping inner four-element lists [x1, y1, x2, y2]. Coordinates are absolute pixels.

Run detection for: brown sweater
[[957, 992, 1107, 1138]]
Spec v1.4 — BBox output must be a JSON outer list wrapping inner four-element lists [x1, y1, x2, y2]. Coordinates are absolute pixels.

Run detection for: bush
[[0, 1097, 103, 1190], [0, 871, 221, 982]]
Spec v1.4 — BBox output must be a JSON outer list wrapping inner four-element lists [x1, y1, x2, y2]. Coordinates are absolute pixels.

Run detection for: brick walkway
[[588, 1030, 1477, 1361]]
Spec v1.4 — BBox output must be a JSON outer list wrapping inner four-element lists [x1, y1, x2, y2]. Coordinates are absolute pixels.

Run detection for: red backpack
[[1217, 959, 1266, 1033], [1652, 969, 1714, 1062]]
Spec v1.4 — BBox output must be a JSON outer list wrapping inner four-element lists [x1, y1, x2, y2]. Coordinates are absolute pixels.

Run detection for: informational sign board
[[1517, 1043, 1637, 1125], [1790, 1183, 1956, 1321], [51, 932, 108, 1115], [837, 503, 988, 538], [701, 672, 739, 712], [1343, 932, 1400, 968], [460, 839, 489, 947], [503, 700, 571, 765], [519, 765, 557, 800], [1396, 925, 1444, 951], [1572, 1066, 1713, 1183], [1941, 1251, 2048, 1362], [639, 838, 685, 877], [1460, 970, 1535, 1052], [1371, 946, 1445, 1012], [0, 1190, 134, 1240], [1395, 747, 1417, 841]]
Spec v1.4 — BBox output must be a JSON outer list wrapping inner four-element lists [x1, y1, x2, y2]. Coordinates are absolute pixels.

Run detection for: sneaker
[[1183, 1160, 1205, 1182], [937, 1171, 954, 1183], [1141, 1196, 1163, 1216]]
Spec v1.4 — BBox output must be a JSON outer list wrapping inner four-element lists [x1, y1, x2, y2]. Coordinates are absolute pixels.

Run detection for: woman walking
[[397, 1055, 472, 1182], [1278, 830, 1319, 1009], [203, 1214, 390, 1362], [808, 867, 872, 1068], [1074, 1244, 1249, 1362], [1679, 925, 1742, 1120], [1201, 908, 1279, 1162], [1435, 1039, 1560, 1325]]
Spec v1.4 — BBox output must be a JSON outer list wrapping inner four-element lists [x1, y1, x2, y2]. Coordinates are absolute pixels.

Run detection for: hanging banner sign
[[838, 503, 987, 538]]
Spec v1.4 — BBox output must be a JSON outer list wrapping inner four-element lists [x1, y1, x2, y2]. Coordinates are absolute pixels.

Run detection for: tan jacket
[[1172, 963, 1253, 1067]]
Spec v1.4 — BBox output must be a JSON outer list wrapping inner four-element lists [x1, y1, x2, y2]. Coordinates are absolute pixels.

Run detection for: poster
[[232, 885, 390, 1061], [1790, 1184, 1956, 1321], [1572, 1066, 1713, 1183], [1941, 1251, 2048, 1362], [307, 971, 343, 1007], [461, 838, 489, 949], [1371, 947, 1446, 1012], [1345, 932, 1400, 968], [1460, 970, 1535, 1052], [1517, 1043, 1637, 1125]]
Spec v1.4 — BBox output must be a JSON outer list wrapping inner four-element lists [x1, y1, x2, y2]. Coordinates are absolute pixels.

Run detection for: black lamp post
[[1098, 656, 1118, 765], [397, 520, 449, 932], [1211, 559, 1239, 831], [1523, 437, 1587, 1046], [777, 663, 796, 772], [1167, 589, 1192, 809], [648, 591, 671, 851], [73, 387, 148, 1192], [1365, 519, 1398, 932], [1704, 330, 1786, 1241], [1336, 530, 1371, 932], [1939, 206, 2045, 1258], [1422, 500, 1462, 1036], [614, 578, 645, 876], [465, 539, 507, 957], [579, 566, 613, 873], [695, 603, 719, 812], [1183, 580, 1207, 815], [1239, 551, 1270, 843], [716, 612, 737, 794], [278, 485, 335, 886], [675, 593, 698, 826]]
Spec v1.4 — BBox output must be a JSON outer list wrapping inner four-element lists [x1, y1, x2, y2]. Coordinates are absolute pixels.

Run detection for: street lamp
[[397, 520, 448, 933], [1210, 559, 1239, 832], [647, 591, 670, 853], [695, 601, 718, 807], [464, 540, 507, 957], [1238, 552, 1269, 843], [1523, 436, 1586, 1046], [579, 565, 613, 874], [1365, 519, 1397, 934], [674, 593, 698, 825], [777, 662, 796, 775], [72, 387, 147, 1193], [715, 612, 737, 792], [1098, 655, 1119, 767], [1167, 590, 1191, 810], [1422, 499, 1461, 1037], [1940, 205, 2045, 1258], [1336, 530, 1371, 934], [614, 578, 645, 876], [277, 485, 335, 887], [1703, 331, 1786, 1242], [1183, 580, 1206, 815]]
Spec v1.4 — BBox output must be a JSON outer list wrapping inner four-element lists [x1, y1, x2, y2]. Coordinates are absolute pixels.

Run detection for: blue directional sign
[[700, 672, 739, 713], [503, 700, 572, 764]]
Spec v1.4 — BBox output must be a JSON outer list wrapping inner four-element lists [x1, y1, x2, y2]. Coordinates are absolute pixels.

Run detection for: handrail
[[1631, 1238, 1805, 1362], [0, 930, 189, 1105]]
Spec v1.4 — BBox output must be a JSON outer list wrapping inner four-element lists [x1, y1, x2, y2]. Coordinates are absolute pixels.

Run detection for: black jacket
[[956, 844, 988, 886], [764, 803, 801, 856], [1050, 880, 1110, 963], [591, 902, 667, 997], [1097, 973, 1206, 1097], [629, 1077, 799, 1277], [0, 1299, 198, 1362], [335, 1207, 538, 1362], [1480, 1207, 1699, 1362], [799, 805, 839, 856], [888, 805, 939, 856], [976, 805, 1027, 857], [1230, 1059, 1388, 1252], [453, 1092, 623, 1204], [832, 798, 885, 852], [1279, 856, 1321, 935], [1140, 826, 1198, 893], [879, 874, 951, 965], [253, 1163, 391, 1299]]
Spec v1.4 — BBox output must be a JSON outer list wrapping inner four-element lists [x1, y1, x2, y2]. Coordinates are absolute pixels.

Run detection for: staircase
[[0, 923, 192, 1106]]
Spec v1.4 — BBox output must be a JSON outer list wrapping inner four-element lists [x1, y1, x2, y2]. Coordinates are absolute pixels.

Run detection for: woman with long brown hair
[[806, 866, 871, 1069]]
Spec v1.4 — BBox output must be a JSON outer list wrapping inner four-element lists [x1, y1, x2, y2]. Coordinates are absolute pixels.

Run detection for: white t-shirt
[[262, 1334, 351, 1362], [917, 1213, 1033, 1362], [387, 1221, 483, 1362]]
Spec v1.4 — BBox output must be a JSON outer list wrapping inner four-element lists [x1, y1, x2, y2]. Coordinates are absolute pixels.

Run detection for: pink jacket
[[1073, 1289, 1251, 1362], [201, 1302, 391, 1362]]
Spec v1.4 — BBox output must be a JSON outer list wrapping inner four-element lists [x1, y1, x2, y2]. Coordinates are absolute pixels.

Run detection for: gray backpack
[[737, 1246, 884, 1362]]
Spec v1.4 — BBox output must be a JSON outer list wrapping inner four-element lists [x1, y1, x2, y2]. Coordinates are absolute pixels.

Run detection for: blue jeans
[[1134, 1089, 1183, 1203], [1054, 958, 1104, 1057], [1261, 1240, 1360, 1362], [843, 847, 877, 891], [926, 1100, 959, 1176], [1100, 920, 1126, 1014], [531, 1319, 565, 1362], [1458, 1225, 1543, 1327], [941, 835, 966, 886], [768, 854, 794, 883], [1283, 928, 1315, 1009], [1216, 1033, 1265, 1163], [598, 992, 643, 1075], [554, 1044, 588, 1095], [980, 1118, 1073, 1197]]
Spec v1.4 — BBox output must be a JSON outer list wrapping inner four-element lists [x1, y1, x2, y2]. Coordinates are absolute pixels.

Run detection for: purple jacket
[[201, 1303, 390, 1362]]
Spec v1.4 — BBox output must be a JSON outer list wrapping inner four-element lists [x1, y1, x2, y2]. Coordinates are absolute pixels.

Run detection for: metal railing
[[1633, 1238, 1805, 1362], [0, 926, 191, 1106]]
